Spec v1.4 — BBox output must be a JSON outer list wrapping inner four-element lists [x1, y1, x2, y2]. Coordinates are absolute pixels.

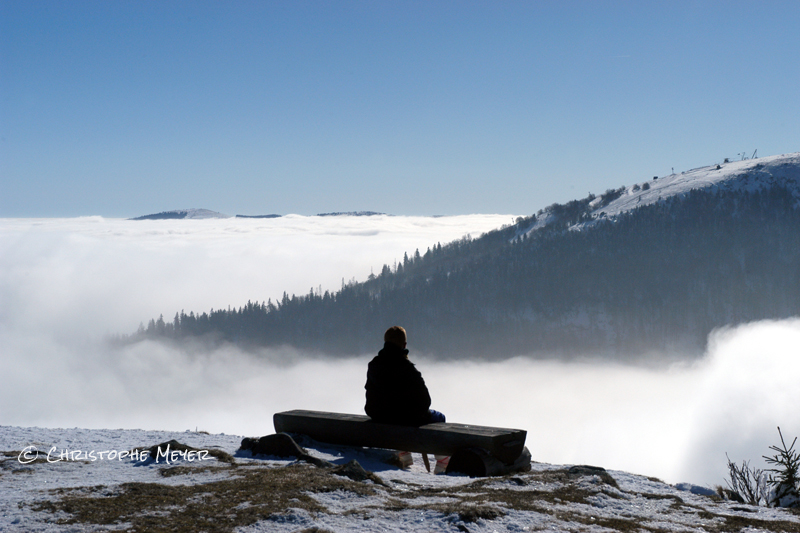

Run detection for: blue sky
[[2, 1, 799, 217]]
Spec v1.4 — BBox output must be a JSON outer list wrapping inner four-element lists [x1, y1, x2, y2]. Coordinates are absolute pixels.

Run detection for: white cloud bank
[[0, 214, 515, 336], [1, 216, 798, 487]]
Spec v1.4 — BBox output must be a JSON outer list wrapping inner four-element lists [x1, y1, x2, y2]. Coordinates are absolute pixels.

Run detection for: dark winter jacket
[[364, 342, 432, 426]]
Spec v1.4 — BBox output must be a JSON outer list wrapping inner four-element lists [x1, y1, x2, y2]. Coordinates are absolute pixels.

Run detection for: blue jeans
[[429, 409, 446, 423]]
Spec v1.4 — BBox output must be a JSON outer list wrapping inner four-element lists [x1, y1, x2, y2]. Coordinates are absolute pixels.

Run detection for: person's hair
[[384, 326, 407, 347]]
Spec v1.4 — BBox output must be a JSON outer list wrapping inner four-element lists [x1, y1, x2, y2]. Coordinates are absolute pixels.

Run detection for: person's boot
[[394, 451, 413, 469], [434, 454, 450, 474]]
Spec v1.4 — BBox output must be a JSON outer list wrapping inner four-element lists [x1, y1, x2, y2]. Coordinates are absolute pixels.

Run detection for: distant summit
[[130, 209, 231, 220], [316, 211, 385, 217], [130, 210, 387, 220], [521, 152, 800, 237]]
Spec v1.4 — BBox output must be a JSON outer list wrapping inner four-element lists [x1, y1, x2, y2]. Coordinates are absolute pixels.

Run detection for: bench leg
[[421, 453, 430, 472]]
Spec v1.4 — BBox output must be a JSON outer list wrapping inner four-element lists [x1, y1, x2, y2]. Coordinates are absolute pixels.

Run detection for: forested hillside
[[128, 156, 800, 360]]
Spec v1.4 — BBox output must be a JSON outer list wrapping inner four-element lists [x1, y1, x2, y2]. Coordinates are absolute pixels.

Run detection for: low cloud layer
[[1, 216, 798, 487], [429, 319, 800, 485], [0, 214, 514, 336]]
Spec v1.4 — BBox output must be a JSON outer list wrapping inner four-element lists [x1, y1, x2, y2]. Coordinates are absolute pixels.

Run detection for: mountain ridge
[[521, 152, 800, 237], [130, 208, 231, 220], [130, 209, 390, 220], [128, 152, 800, 360]]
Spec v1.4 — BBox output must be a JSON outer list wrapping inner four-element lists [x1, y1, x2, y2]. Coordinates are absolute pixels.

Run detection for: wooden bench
[[273, 410, 531, 476]]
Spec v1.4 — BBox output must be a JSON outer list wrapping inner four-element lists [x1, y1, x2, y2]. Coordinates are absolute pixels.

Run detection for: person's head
[[384, 326, 407, 348]]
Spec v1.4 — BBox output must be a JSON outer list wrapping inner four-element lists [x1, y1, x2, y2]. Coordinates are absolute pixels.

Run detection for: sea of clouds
[[1, 215, 798, 487]]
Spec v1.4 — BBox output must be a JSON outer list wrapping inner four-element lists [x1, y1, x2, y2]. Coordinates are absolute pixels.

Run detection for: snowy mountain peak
[[597, 152, 800, 220], [524, 151, 800, 235], [130, 208, 232, 220]]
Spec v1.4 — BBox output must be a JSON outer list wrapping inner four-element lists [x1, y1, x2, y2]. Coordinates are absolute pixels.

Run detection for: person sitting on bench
[[364, 326, 449, 473]]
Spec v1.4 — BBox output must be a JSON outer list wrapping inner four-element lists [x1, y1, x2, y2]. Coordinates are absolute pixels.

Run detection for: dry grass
[[32, 463, 375, 533], [26, 458, 800, 533]]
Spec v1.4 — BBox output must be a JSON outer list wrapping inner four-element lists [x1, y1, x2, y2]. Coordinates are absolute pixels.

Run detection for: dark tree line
[[128, 184, 800, 361]]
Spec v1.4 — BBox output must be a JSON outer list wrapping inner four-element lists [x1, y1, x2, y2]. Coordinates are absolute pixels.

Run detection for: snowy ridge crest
[[596, 152, 800, 219], [523, 151, 800, 236]]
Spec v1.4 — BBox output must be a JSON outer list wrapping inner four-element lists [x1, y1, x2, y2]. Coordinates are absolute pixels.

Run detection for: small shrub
[[598, 187, 626, 207], [764, 427, 800, 508], [725, 454, 768, 506], [724, 427, 800, 508]]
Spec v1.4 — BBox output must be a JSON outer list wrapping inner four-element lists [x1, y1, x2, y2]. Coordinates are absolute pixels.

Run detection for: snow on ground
[[522, 152, 800, 237], [2, 425, 799, 532], [594, 152, 800, 221]]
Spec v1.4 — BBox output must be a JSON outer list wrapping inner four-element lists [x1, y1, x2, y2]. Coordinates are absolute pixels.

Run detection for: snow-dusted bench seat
[[273, 409, 530, 476]]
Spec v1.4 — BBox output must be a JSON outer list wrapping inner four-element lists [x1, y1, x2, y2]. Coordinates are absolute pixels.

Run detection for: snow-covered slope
[[524, 152, 800, 235], [2, 425, 799, 532], [596, 152, 800, 219]]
